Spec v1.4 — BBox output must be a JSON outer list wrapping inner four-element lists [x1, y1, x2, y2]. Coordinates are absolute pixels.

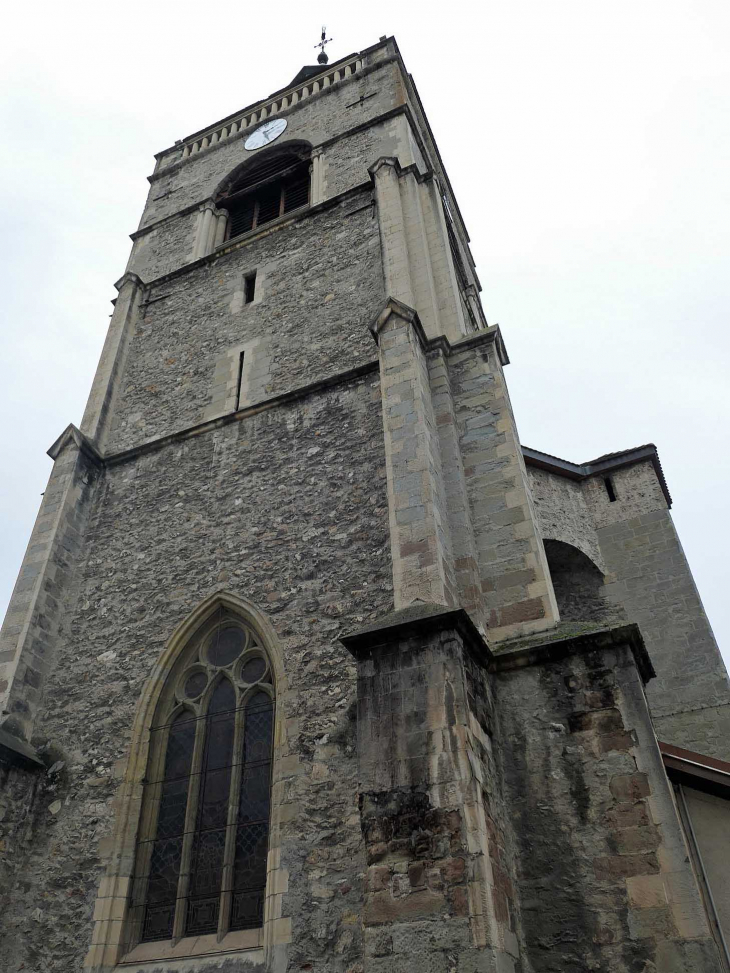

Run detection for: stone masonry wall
[[586, 462, 729, 760], [525, 459, 730, 761], [109, 199, 384, 452], [143, 62, 401, 226], [597, 506, 730, 762], [527, 466, 605, 571], [448, 339, 559, 639], [0, 376, 392, 973], [126, 61, 403, 282], [495, 635, 723, 972]]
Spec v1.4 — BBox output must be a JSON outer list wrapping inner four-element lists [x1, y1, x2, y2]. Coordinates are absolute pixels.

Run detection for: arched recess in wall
[[215, 141, 313, 243], [84, 592, 289, 971], [544, 539, 622, 623]]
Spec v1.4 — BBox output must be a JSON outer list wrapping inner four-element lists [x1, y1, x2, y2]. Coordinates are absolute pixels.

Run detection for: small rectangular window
[[604, 477, 617, 502], [244, 272, 256, 304]]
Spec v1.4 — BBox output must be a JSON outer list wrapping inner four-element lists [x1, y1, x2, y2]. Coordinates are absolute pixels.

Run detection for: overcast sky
[[1, 1, 728, 666]]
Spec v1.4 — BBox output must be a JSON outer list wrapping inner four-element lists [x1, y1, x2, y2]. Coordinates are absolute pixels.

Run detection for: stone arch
[[84, 591, 290, 971], [214, 139, 313, 201], [543, 540, 622, 624]]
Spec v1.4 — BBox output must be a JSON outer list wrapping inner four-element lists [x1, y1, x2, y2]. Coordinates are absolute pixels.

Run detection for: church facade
[[1, 35, 729, 973]]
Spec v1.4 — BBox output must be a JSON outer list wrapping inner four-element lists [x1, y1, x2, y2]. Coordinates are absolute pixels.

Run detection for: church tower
[[1, 35, 729, 973]]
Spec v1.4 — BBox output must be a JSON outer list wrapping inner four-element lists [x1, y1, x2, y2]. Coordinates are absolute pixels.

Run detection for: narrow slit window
[[235, 352, 245, 411], [604, 477, 617, 502], [244, 272, 256, 304]]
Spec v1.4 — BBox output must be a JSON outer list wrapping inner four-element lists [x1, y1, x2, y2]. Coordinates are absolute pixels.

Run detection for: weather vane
[[315, 26, 332, 64]]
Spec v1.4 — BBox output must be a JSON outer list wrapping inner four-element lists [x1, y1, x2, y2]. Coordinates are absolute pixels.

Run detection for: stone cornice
[[0, 725, 44, 770], [369, 297, 429, 349], [427, 325, 509, 367], [177, 51, 389, 152], [492, 621, 655, 684], [340, 602, 492, 669], [367, 149, 434, 186]]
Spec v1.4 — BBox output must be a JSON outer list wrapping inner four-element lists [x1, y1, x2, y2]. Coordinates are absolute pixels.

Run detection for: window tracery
[[128, 610, 274, 946]]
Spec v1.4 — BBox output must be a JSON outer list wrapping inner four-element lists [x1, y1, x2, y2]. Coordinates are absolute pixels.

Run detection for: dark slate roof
[[287, 65, 325, 88]]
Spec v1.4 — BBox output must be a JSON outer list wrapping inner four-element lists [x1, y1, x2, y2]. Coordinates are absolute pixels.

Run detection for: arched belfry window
[[128, 609, 274, 945], [218, 148, 310, 241]]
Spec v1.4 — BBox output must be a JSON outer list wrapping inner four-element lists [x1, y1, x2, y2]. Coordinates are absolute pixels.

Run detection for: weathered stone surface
[[495, 636, 722, 972], [1, 31, 727, 973], [0, 377, 391, 971]]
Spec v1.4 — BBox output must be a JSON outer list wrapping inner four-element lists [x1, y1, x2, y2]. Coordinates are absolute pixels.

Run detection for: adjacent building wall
[[680, 785, 730, 960], [527, 458, 730, 761]]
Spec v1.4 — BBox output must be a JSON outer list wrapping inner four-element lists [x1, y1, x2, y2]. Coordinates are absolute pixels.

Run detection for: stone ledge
[[340, 601, 492, 667], [0, 726, 44, 769], [492, 621, 655, 684]]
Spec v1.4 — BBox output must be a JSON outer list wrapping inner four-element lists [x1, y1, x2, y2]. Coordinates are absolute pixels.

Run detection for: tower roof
[[287, 65, 325, 88]]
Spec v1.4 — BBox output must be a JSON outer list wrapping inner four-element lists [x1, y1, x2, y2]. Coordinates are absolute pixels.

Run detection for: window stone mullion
[[172, 711, 207, 944], [218, 697, 247, 941]]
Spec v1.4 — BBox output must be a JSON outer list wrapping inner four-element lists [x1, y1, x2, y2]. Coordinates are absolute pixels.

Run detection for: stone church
[[1, 34, 729, 973]]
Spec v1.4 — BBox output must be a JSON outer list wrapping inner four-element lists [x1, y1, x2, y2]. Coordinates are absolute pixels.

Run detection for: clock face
[[244, 118, 287, 151]]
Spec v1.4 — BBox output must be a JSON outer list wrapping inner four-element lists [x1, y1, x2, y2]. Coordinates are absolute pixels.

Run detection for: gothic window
[[128, 610, 274, 945], [219, 150, 310, 241]]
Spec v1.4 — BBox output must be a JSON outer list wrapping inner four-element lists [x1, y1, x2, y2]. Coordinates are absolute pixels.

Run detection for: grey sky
[[1, 1, 728, 666]]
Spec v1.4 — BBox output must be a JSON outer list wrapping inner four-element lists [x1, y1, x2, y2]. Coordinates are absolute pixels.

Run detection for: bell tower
[[1, 34, 728, 973]]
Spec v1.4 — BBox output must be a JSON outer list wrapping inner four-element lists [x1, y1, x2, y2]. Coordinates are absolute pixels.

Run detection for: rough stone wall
[[124, 207, 200, 284], [323, 118, 402, 200], [495, 637, 723, 972], [527, 466, 604, 570], [0, 376, 392, 973], [109, 199, 384, 452], [588, 464, 730, 761], [525, 460, 730, 761], [126, 61, 404, 283], [543, 539, 625, 624], [582, 461, 666, 530]]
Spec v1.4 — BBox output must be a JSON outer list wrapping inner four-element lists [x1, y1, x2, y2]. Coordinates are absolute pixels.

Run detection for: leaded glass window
[[129, 611, 274, 945]]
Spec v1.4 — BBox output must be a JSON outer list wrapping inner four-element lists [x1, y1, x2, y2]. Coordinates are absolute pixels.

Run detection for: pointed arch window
[[128, 611, 274, 946]]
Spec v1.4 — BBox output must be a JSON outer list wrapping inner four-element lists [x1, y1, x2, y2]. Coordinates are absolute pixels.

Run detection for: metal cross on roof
[[315, 26, 332, 64]]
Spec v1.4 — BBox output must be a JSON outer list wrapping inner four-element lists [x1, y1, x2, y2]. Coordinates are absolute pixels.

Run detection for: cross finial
[[315, 26, 332, 64]]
